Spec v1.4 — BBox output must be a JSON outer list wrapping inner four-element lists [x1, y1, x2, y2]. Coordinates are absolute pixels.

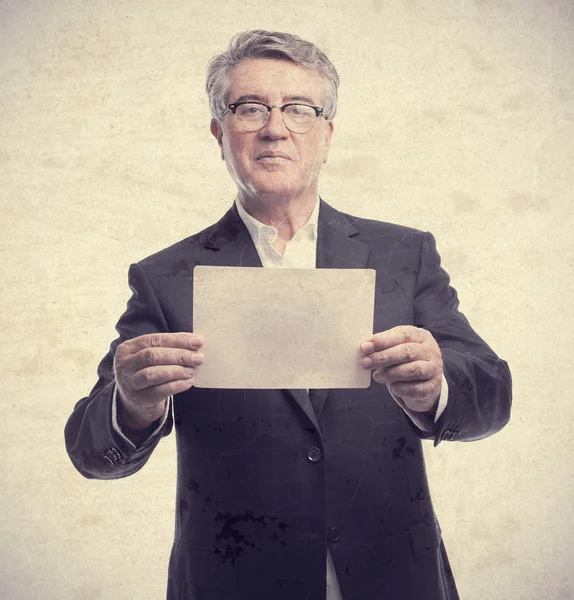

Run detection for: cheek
[[299, 137, 328, 166], [224, 139, 250, 168], [305, 146, 327, 171]]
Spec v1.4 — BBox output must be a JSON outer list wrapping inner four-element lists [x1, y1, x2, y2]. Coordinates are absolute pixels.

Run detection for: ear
[[210, 118, 225, 160], [322, 120, 335, 164]]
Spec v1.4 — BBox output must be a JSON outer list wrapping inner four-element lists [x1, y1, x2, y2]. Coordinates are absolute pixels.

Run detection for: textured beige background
[[1, 0, 573, 598]]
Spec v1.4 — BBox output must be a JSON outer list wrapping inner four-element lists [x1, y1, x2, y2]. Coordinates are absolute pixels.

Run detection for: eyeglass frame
[[226, 101, 327, 134]]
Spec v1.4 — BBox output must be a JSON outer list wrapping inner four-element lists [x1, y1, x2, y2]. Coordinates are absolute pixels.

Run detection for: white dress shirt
[[112, 197, 448, 599]]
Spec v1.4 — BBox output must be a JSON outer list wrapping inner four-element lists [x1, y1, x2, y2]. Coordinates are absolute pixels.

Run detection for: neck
[[238, 192, 318, 241]]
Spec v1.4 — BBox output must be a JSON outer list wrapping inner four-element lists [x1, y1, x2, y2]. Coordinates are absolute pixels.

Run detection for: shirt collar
[[235, 197, 319, 245]]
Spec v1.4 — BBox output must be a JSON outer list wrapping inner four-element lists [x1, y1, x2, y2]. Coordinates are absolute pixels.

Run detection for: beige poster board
[[193, 265, 375, 389]]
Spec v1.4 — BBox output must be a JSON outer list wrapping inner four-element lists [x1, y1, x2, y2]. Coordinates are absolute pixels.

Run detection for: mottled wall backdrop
[[1, 0, 573, 598]]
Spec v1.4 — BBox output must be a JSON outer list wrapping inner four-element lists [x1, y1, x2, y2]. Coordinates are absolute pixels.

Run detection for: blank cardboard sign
[[193, 266, 376, 389]]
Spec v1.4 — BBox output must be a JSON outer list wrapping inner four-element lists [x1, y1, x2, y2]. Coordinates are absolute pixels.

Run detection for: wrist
[[117, 394, 167, 431], [421, 403, 438, 419]]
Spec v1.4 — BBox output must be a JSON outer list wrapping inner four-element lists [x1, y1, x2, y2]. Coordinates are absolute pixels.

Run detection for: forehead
[[227, 58, 325, 104]]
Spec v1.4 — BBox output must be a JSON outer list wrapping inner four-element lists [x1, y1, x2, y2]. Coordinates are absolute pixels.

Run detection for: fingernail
[[360, 356, 372, 367], [361, 341, 375, 353]]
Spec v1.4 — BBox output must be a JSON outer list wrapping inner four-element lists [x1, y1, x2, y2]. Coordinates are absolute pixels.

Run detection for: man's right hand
[[114, 333, 204, 430]]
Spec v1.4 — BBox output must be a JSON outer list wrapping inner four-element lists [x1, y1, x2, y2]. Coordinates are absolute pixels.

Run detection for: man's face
[[210, 58, 334, 204]]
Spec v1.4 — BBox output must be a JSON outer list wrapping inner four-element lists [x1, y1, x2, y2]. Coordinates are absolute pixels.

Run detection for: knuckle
[[402, 344, 416, 362], [373, 351, 386, 364], [143, 348, 159, 364], [404, 326, 418, 341], [399, 327, 410, 343], [410, 364, 424, 379], [142, 370, 157, 383], [139, 369, 158, 386], [148, 333, 162, 347]]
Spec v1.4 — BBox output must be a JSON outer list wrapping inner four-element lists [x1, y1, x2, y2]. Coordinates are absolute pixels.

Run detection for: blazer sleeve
[[409, 231, 512, 447], [64, 262, 174, 479]]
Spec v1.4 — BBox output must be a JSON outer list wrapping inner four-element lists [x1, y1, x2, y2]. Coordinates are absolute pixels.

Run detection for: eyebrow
[[231, 94, 319, 105]]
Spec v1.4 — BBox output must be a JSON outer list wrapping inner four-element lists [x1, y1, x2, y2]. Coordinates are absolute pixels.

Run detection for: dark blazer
[[65, 200, 512, 600]]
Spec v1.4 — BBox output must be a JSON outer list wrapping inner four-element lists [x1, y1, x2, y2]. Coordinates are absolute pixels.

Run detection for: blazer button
[[307, 447, 322, 462], [327, 527, 341, 543], [104, 448, 121, 465]]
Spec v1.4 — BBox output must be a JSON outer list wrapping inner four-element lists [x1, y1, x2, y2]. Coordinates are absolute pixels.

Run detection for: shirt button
[[306, 447, 322, 462], [327, 527, 341, 543]]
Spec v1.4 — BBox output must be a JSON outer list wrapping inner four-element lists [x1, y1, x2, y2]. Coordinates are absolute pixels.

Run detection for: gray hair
[[206, 30, 340, 122]]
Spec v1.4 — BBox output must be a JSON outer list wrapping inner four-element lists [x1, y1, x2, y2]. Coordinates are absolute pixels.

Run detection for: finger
[[388, 379, 439, 403], [360, 343, 430, 368], [375, 360, 436, 383], [120, 332, 203, 355], [361, 326, 426, 354], [133, 377, 197, 406], [131, 365, 197, 391], [128, 348, 204, 372]]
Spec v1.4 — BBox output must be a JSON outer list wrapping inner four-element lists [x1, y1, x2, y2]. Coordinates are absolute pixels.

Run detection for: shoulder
[[134, 219, 221, 275], [326, 202, 428, 246], [349, 212, 423, 237]]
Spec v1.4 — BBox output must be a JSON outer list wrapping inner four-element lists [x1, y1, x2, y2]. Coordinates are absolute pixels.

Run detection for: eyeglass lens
[[235, 104, 317, 133]]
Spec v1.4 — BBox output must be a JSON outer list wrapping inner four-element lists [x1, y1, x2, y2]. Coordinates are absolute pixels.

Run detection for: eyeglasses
[[226, 102, 326, 134]]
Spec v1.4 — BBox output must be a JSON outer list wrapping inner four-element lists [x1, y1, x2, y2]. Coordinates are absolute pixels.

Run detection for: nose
[[258, 106, 289, 139]]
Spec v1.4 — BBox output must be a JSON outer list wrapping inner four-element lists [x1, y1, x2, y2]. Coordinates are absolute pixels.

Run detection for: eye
[[237, 103, 267, 117], [285, 105, 314, 118]]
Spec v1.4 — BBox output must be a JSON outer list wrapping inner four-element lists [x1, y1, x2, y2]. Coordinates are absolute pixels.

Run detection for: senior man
[[65, 30, 512, 600]]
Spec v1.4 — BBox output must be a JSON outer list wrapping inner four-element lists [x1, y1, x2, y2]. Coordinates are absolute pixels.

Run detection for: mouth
[[256, 152, 292, 161]]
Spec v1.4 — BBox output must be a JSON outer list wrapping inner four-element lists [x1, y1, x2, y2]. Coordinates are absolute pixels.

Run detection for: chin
[[247, 177, 297, 199], [253, 185, 298, 200]]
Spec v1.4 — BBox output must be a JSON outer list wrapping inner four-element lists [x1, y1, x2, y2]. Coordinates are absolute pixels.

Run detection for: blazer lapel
[[315, 199, 371, 270], [202, 203, 262, 268]]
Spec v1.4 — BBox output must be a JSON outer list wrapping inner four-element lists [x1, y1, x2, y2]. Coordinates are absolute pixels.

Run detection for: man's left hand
[[360, 326, 443, 414]]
